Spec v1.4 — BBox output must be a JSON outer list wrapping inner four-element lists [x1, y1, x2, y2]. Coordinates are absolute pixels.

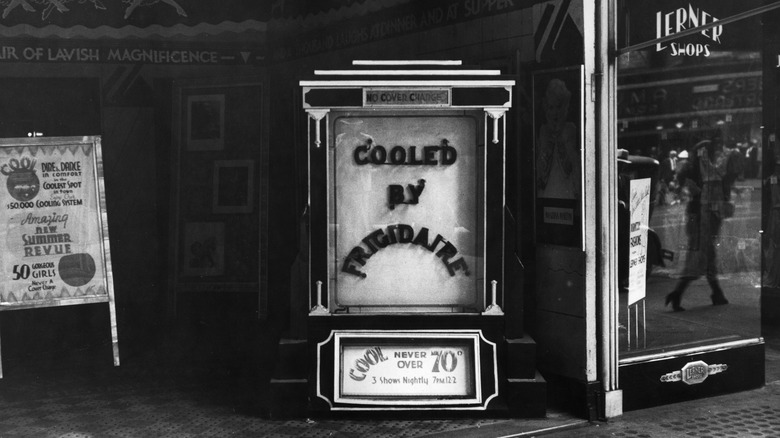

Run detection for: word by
[[388, 179, 425, 209]]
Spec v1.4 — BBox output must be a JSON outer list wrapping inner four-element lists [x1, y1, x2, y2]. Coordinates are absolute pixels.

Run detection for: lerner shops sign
[[655, 4, 723, 57]]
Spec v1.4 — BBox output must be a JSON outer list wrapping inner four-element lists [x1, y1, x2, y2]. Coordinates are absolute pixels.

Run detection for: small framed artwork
[[181, 221, 225, 277], [532, 65, 585, 249], [213, 160, 254, 214], [187, 94, 225, 151]]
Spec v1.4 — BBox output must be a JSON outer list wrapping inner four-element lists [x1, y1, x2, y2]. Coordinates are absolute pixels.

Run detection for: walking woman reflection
[[666, 133, 735, 311]]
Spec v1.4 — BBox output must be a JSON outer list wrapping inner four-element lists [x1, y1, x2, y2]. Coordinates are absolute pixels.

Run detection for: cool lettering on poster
[[348, 346, 389, 381]]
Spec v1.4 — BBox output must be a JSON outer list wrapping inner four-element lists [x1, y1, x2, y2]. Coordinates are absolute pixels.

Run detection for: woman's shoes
[[711, 295, 729, 306], [665, 291, 685, 311]]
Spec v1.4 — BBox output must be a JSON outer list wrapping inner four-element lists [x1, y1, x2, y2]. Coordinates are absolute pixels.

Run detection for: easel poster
[[0, 136, 119, 374], [628, 178, 651, 306]]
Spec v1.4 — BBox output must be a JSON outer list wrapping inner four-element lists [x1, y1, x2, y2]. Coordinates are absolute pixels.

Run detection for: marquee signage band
[[0, 41, 264, 65]]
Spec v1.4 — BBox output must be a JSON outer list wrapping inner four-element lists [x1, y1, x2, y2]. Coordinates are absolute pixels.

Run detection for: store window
[[617, 0, 767, 356]]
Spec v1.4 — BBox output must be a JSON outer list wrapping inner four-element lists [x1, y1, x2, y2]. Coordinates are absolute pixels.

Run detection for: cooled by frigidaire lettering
[[353, 138, 457, 166], [341, 224, 470, 279]]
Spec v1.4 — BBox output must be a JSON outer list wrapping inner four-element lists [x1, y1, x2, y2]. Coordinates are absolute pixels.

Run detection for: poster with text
[[333, 115, 480, 308], [628, 178, 651, 306], [0, 137, 112, 308], [533, 66, 584, 248]]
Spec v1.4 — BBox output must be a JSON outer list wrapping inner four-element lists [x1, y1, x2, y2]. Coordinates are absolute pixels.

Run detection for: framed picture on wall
[[186, 94, 225, 151], [213, 160, 254, 214], [181, 221, 225, 277], [532, 66, 585, 249], [172, 77, 267, 316]]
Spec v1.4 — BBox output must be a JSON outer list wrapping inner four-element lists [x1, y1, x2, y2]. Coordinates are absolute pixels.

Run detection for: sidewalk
[[543, 325, 780, 438], [0, 326, 776, 437]]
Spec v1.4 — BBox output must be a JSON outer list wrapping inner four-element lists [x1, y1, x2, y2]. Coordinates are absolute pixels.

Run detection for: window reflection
[[617, 41, 762, 355]]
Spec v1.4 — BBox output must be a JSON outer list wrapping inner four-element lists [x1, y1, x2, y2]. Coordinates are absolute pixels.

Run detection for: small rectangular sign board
[[333, 331, 482, 406], [0, 136, 119, 376]]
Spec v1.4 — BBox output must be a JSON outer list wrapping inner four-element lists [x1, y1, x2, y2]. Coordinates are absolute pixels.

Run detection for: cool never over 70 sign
[[0, 137, 114, 309]]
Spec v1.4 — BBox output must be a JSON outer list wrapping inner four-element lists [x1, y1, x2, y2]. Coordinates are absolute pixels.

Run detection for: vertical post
[[0, 324, 3, 378], [310, 280, 329, 315], [594, 0, 623, 418], [485, 108, 508, 318], [307, 109, 329, 148], [627, 304, 631, 350], [108, 300, 121, 366], [483, 280, 504, 315], [306, 108, 329, 317]]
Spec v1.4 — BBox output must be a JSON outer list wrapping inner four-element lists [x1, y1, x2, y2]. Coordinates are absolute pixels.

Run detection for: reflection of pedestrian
[[657, 150, 678, 205], [666, 136, 731, 311], [659, 150, 678, 184], [536, 78, 579, 199], [745, 139, 759, 178]]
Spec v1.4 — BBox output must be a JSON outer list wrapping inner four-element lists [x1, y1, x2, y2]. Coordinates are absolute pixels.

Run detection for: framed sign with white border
[[0, 135, 119, 375], [316, 330, 498, 410]]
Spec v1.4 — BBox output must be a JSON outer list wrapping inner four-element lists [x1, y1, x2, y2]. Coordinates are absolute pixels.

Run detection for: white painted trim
[[353, 60, 463, 66], [315, 69, 501, 76], [619, 337, 764, 365], [603, 389, 623, 419], [300, 80, 515, 87], [328, 330, 490, 408]]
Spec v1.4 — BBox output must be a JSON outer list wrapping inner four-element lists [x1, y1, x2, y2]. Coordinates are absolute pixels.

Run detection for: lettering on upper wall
[[271, 0, 522, 61], [0, 43, 264, 65], [655, 4, 723, 57]]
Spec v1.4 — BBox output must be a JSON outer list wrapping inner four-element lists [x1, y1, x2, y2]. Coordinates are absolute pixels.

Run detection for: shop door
[[616, 0, 767, 409]]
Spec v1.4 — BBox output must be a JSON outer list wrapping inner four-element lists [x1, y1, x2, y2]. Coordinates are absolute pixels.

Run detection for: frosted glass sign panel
[[333, 114, 481, 309]]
